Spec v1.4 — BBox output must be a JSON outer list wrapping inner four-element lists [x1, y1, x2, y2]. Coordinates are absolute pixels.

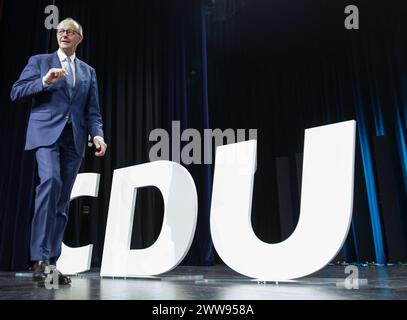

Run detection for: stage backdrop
[[0, 0, 406, 271], [206, 0, 407, 264], [0, 0, 214, 270]]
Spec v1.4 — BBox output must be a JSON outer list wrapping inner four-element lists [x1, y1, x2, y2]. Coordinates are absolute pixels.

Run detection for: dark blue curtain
[[0, 0, 54, 270], [205, 0, 407, 264], [0, 0, 215, 270], [1, 0, 407, 271]]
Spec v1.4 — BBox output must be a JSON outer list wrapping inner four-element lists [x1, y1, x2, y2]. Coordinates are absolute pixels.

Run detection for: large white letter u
[[210, 120, 356, 281]]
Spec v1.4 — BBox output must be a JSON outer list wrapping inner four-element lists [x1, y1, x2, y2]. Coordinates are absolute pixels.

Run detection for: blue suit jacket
[[10, 52, 104, 157]]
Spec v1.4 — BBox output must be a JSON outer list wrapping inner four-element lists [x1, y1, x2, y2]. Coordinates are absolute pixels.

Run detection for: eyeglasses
[[57, 29, 80, 36]]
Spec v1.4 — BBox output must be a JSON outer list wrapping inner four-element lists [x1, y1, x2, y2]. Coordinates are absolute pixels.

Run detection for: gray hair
[[57, 17, 83, 36]]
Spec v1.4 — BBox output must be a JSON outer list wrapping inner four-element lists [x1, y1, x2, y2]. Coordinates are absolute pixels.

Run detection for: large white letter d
[[101, 161, 197, 277]]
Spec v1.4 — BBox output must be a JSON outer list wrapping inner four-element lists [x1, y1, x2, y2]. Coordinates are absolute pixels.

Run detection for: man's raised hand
[[43, 68, 67, 85]]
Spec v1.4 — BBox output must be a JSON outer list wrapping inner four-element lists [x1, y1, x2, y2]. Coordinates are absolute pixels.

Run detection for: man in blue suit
[[10, 18, 107, 285]]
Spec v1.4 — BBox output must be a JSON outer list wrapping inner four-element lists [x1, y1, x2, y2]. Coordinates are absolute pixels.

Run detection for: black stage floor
[[1, 264, 407, 300]]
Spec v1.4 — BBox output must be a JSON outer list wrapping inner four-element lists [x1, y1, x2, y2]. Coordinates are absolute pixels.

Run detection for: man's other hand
[[93, 137, 107, 157]]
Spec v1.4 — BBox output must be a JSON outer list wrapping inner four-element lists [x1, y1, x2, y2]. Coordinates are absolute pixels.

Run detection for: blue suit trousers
[[30, 122, 82, 264]]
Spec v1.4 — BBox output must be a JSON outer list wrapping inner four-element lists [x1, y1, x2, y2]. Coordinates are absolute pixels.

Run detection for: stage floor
[[1, 264, 407, 300]]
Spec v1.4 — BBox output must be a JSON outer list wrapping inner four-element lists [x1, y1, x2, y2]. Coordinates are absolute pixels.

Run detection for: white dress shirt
[[57, 48, 76, 86]]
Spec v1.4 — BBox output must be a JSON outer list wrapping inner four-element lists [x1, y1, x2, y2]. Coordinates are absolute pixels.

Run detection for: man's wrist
[[94, 136, 105, 143]]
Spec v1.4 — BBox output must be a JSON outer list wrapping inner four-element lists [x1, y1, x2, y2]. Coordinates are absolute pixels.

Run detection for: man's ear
[[78, 35, 84, 44]]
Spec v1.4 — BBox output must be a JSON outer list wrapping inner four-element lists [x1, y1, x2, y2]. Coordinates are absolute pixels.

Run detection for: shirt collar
[[57, 48, 76, 63]]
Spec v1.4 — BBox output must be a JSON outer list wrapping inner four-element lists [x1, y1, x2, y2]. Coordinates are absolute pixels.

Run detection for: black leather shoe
[[55, 270, 71, 285], [32, 260, 49, 282]]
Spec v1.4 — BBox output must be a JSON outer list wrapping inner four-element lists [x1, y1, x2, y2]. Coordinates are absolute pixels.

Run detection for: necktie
[[65, 57, 75, 123], [65, 56, 75, 99]]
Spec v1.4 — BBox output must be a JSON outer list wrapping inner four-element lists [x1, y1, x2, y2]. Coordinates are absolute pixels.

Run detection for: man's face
[[56, 21, 83, 52]]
